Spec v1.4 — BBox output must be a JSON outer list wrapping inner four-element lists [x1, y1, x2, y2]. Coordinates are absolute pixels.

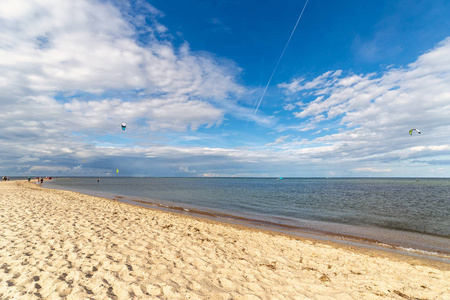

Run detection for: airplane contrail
[[254, 0, 310, 115]]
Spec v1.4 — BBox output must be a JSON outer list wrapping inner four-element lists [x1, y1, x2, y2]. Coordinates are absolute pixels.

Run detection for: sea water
[[45, 177, 450, 261]]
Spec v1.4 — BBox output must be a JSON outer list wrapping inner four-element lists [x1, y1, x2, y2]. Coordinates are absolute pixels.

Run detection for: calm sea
[[44, 177, 450, 261]]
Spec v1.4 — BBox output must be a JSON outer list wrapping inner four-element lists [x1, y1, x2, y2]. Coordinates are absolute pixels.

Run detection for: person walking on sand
[[40, 178, 44, 184]]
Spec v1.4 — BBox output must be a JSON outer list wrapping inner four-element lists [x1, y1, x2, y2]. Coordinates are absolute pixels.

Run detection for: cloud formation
[[0, 0, 243, 127], [0, 0, 248, 176], [1, 0, 449, 177], [277, 38, 450, 175]]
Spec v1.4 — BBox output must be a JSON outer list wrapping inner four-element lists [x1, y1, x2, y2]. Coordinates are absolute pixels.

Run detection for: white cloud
[[61, 96, 223, 132], [0, 0, 250, 176], [0, 0, 244, 104], [178, 166, 197, 174], [283, 103, 296, 111], [280, 38, 450, 133], [278, 70, 342, 94], [0, 0, 248, 165], [265, 135, 290, 146], [351, 167, 392, 173], [273, 37, 450, 173], [282, 39, 450, 134]]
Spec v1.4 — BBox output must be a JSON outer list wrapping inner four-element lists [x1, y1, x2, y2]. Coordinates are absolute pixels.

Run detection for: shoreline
[[1, 181, 449, 299], [44, 179, 450, 263]]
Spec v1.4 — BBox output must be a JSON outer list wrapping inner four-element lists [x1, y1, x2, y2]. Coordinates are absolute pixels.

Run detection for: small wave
[[394, 246, 450, 259]]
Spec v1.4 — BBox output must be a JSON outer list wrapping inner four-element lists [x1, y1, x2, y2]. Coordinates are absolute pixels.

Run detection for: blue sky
[[1, 0, 450, 177]]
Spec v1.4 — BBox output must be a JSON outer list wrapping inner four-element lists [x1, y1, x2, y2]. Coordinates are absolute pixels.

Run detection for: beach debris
[[302, 266, 318, 272], [393, 290, 417, 299], [260, 262, 277, 270], [121, 122, 127, 131], [409, 128, 421, 135]]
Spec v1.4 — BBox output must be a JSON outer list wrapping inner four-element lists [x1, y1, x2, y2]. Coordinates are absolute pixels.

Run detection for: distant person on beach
[[40, 178, 44, 184], [97, 178, 100, 182], [28, 177, 31, 182]]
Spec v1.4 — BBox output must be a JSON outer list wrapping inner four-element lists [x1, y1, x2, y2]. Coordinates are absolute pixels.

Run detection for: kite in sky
[[121, 122, 127, 131], [409, 129, 421, 135]]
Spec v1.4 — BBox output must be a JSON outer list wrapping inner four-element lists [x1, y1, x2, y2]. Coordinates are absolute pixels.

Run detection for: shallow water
[[45, 177, 450, 260]]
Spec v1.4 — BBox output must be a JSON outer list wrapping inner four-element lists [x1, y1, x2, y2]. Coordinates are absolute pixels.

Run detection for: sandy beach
[[0, 181, 449, 299]]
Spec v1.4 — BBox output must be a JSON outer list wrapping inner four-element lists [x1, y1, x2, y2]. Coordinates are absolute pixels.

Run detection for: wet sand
[[0, 181, 449, 299]]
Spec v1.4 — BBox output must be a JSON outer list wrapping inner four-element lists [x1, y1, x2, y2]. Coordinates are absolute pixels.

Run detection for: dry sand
[[0, 180, 449, 299]]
